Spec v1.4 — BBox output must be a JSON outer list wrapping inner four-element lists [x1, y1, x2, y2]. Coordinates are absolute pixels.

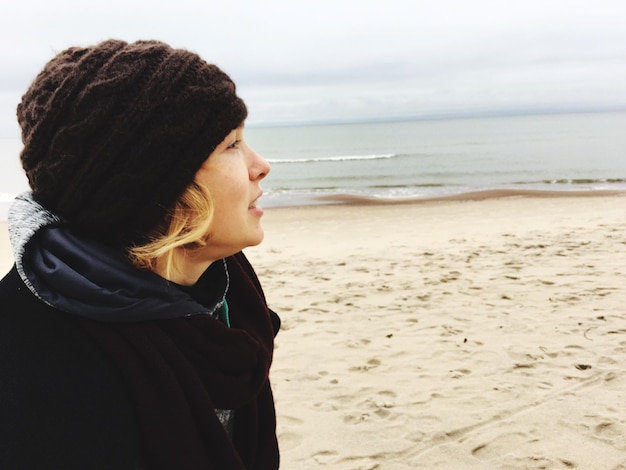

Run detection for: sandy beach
[[1, 192, 625, 468]]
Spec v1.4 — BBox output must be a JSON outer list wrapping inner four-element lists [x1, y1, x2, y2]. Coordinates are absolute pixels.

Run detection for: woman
[[0, 39, 280, 469]]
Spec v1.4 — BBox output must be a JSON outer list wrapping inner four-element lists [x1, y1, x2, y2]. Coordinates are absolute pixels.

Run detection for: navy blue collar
[[23, 226, 229, 323]]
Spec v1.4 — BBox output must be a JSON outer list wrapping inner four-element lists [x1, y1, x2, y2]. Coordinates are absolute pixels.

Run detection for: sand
[[2, 192, 625, 468], [245, 193, 626, 469]]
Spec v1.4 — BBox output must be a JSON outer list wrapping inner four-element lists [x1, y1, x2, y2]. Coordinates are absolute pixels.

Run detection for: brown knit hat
[[17, 39, 247, 247]]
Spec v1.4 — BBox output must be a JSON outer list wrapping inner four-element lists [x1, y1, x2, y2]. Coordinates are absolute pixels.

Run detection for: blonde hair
[[127, 181, 214, 279]]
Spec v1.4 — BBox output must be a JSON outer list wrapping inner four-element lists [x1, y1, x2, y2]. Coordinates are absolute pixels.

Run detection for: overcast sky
[[1, 0, 625, 137]]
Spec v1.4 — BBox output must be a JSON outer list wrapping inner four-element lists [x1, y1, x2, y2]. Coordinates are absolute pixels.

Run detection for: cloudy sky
[[1, 0, 625, 137]]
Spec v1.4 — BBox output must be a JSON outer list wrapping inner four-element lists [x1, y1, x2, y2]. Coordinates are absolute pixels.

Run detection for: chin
[[247, 229, 265, 247], [248, 235, 265, 247]]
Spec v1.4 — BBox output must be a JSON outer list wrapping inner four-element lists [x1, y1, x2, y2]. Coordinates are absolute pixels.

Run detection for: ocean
[[1, 111, 625, 218], [245, 111, 626, 207]]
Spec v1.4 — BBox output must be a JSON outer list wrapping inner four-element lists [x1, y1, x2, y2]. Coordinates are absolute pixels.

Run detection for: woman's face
[[195, 125, 270, 260]]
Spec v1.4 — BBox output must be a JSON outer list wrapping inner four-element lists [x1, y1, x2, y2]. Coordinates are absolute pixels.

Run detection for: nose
[[249, 146, 270, 180]]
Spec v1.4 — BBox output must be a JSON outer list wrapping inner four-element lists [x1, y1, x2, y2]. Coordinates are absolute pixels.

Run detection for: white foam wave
[[268, 154, 396, 164]]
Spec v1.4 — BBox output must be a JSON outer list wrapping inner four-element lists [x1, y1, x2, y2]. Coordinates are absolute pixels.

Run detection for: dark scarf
[[77, 252, 279, 469]]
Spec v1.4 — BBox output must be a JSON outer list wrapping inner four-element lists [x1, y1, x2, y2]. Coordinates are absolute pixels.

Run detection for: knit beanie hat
[[17, 39, 247, 247]]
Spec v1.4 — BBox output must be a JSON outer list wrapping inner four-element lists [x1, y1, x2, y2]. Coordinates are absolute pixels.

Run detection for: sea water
[[1, 111, 625, 218], [245, 111, 626, 206]]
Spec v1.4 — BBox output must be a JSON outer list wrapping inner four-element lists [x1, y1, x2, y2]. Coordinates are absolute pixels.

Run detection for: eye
[[226, 139, 241, 150]]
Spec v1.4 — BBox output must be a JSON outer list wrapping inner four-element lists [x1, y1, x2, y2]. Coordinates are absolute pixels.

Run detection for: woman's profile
[[0, 39, 280, 469]]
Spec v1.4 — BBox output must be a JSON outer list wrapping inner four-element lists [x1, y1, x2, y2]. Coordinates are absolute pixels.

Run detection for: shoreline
[[307, 188, 626, 207]]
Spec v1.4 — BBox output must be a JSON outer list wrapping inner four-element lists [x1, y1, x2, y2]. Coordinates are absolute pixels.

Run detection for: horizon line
[[246, 106, 626, 129]]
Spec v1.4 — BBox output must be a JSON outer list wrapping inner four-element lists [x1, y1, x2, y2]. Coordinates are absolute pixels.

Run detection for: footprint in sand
[[278, 415, 305, 451], [349, 358, 381, 372], [345, 338, 372, 349], [278, 431, 303, 451], [471, 432, 530, 460], [449, 368, 472, 379], [342, 391, 398, 424], [311, 450, 338, 465]]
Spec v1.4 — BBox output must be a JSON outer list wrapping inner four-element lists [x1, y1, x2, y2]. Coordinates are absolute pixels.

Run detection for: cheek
[[197, 161, 249, 203], [208, 175, 247, 212]]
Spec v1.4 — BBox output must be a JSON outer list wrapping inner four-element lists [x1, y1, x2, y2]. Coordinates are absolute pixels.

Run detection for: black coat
[[0, 265, 141, 468], [0, 251, 280, 469]]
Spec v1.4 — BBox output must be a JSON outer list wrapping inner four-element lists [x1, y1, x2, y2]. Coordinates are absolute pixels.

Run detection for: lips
[[249, 191, 263, 209]]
